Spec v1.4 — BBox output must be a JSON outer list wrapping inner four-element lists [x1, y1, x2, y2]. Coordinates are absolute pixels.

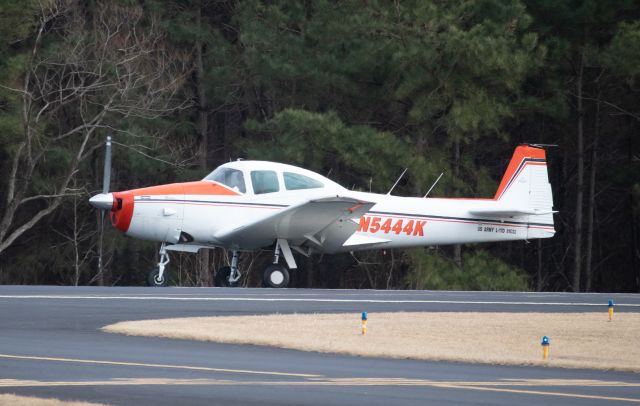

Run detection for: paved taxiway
[[0, 286, 639, 405]]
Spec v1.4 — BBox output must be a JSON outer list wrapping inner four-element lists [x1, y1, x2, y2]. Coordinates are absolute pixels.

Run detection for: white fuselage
[[124, 182, 553, 254], [86, 145, 555, 288], [96, 148, 555, 256]]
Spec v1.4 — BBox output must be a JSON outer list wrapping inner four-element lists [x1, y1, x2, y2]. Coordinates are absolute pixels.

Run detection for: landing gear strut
[[261, 239, 293, 288], [147, 243, 170, 287], [214, 240, 297, 288], [215, 250, 241, 287]]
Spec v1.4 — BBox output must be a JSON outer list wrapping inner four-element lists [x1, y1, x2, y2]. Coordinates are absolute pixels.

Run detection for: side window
[[284, 172, 324, 190], [251, 170, 279, 194], [206, 168, 246, 193]]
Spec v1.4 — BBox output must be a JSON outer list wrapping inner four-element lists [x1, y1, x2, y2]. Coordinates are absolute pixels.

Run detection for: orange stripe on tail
[[494, 145, 546, 200]]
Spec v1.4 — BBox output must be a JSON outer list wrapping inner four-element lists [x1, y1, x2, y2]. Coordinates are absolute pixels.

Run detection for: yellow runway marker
[[0, 354, 320, 378]]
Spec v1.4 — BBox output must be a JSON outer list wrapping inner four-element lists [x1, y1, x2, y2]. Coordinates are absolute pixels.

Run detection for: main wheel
[[262, 265, 289, 288], [214, 266, 238, 287], [147, 267, 169, 287]]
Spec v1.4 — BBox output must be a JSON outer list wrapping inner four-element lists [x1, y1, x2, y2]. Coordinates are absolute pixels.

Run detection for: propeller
[[92, 135, 112, 286], [89, 136, 114, 210], [103, 135, 111, 194]]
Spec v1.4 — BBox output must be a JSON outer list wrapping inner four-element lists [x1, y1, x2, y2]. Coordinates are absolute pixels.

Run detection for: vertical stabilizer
[[494, 145, 555, 238]]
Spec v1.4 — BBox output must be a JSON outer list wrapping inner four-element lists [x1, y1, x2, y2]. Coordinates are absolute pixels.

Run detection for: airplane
[[89, 141, 555, 288]]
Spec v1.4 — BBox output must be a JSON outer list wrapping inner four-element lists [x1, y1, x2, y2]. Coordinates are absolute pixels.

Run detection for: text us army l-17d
[[89, 144, 555, 288]]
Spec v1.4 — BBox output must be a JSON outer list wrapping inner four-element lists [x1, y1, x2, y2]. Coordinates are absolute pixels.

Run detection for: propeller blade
[[102, 136, 112, 194]]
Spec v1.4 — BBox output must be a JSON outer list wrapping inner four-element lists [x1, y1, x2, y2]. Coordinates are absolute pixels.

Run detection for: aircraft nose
[[89, 193, 115, 210]]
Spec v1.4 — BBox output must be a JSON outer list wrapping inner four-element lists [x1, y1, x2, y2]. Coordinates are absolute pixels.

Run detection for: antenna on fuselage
[[387, 168, 408, 195], [423, 172, 444, 198]]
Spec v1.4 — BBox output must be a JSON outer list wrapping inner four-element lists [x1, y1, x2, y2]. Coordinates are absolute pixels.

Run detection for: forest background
[[0, 0, 638, 292]]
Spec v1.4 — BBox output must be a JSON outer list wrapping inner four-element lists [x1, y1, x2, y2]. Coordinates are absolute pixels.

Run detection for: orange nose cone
[[110, 191, 134, 232]]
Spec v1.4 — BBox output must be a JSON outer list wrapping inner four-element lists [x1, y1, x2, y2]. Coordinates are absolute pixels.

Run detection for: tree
[[0, 0, 638, 291], [0, 1, 189, 262], [525, 0, 640, 291]]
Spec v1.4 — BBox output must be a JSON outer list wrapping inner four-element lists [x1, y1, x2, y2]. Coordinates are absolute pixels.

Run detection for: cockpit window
[[284, 172, 324, 190], [205, 167, 246, 193], [251, 170, 279, 194]]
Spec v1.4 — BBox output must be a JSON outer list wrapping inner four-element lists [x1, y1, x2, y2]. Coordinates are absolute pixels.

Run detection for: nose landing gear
[[147, 243, 170, 287]]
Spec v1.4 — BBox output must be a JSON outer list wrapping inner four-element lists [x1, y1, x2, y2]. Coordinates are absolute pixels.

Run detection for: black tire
[[147, 267, 169, 287], [262, 265, 289, 288], [214, 266, 238, 287]]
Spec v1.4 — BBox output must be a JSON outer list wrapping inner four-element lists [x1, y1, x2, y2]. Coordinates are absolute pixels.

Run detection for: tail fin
[[470, 145, 555, 238], [495, 144, 555, 237], [494, 145, 547, 202]]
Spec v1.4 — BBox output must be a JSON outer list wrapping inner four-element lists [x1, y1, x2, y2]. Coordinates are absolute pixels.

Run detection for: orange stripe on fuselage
[[109, 181, 240, 233], [130, 181, 241, 196]]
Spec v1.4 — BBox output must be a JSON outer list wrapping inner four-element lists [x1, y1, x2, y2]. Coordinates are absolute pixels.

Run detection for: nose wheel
[[147, 266, 169, 287], [147, 243, 170, 287]]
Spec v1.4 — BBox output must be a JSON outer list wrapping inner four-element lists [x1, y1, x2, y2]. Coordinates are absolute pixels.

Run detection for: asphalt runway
[[0, 286, 639, 405]]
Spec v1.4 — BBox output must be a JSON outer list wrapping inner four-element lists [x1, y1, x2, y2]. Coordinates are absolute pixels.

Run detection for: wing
[[214, 196, 375, 251]]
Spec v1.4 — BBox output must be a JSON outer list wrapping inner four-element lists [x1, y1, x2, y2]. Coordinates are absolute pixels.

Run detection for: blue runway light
[[541, 335, 550, 360], [361, 312, 368, 335], [608, 299, 614, 321]]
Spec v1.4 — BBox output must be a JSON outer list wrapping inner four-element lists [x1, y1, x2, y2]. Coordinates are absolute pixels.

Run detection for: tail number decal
[[358, 216, 425, 236]]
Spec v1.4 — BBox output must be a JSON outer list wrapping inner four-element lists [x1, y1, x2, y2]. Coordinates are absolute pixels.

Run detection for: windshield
[[204, 167, 246, 193]]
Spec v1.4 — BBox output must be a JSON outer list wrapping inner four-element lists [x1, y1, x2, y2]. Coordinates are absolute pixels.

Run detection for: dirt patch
[[0, 394, 104, 405], [103, 312, 640, 372]]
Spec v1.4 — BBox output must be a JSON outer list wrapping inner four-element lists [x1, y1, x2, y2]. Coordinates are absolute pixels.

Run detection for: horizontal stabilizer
[[469, 207, 557, 217]]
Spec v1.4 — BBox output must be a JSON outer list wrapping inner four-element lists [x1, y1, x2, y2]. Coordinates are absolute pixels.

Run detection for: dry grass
[[0, 394, 104, 405], [103, 312, 640, 372]]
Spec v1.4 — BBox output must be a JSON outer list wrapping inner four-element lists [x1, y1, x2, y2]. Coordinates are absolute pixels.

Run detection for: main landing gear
[[215, 239, 296, 288], [262, 264, 289, 288], [261, 240, 290, 288], [214, 250, 242, 287]]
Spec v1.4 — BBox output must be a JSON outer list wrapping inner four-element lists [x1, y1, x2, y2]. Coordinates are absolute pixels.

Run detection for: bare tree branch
[[0, 0, 191, 255], [19, 191, 83, 205]]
